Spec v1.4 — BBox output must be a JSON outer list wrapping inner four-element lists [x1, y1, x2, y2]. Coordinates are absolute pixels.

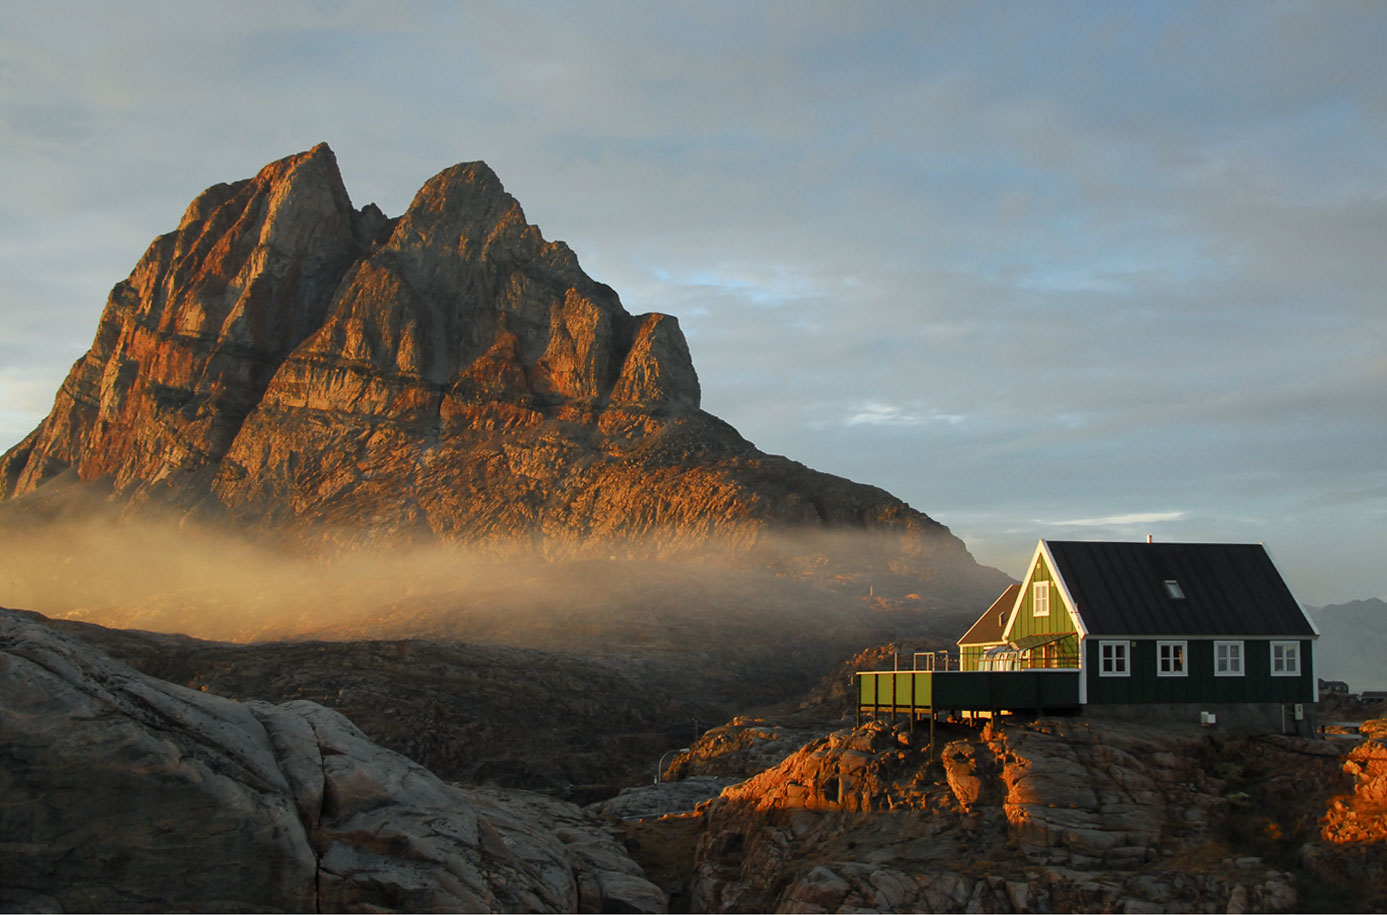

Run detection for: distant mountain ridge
[[0, 144, 1003, 600], [1311, 597, 1387, 691]]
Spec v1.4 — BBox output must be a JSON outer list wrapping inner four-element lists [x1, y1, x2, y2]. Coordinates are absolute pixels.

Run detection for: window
[[979, 646, 1022, 671], [1271, 641, 1300, 677], [1033, 581, 1050, 618], [1157, 640, 1188, 676], [1215, 640, 1244, 677], [1164, 579, 1185, 599], [1099, 640, 1129, 677]]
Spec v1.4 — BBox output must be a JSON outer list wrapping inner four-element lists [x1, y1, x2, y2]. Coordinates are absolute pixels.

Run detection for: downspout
[[1078, 633, 1088, 706]]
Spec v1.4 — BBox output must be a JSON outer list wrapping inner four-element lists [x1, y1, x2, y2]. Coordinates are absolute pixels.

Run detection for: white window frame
[[1099, 640, 1129, 677], [1033, 581, 1050, 618], [1156, 640, 1188, 677], [1270, 640, 1300, 677], [1214, 640, 1244, 677]]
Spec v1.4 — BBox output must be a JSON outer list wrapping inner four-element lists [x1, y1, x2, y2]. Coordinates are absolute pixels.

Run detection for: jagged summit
[[1, 146, 1001, 597]]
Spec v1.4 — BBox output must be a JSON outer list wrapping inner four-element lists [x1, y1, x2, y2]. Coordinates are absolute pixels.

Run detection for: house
[[956, 539, 1318, 729], [859, 539, 1319, 735]]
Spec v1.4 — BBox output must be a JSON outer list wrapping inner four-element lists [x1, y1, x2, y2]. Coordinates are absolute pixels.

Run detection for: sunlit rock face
[[2, 145, 372, 499], [0, 144, 999, 593], [685, 718, 1385, 913], [1321, 718, 1387, 843]]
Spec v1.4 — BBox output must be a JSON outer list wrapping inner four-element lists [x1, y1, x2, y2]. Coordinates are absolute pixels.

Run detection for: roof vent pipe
[[1146, 534, 1153, 544]]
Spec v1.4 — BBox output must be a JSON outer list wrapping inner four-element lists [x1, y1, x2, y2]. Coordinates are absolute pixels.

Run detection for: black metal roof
[[1044, 540, 1315, 638]]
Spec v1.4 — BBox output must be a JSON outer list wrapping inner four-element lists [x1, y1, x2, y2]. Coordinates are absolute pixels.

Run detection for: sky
[[1, 1, 1384, 606]]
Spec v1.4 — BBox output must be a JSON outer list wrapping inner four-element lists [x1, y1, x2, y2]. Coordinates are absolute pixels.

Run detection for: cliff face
[[2, 146, 377, 501], [2, 144, 998, 591]]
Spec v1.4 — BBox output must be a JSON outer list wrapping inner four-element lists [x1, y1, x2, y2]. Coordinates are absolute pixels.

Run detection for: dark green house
[[953, 539, 1318, 729]]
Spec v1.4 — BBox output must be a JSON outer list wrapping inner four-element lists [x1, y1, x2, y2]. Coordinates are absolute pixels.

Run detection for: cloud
[[842, 402, 967, 429], [1044, 511, 1188, 529]]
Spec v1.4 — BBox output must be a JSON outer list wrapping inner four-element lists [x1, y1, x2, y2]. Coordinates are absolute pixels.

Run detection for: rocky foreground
[[653, 713, 1387, 913], [0, 609, 663, 913], [16, 607, 725, 795], [5, 607, 1385, 913]]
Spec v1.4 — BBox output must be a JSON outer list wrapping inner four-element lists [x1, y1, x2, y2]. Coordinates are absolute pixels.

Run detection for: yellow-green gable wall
[[1013, 553, 1080, 666]]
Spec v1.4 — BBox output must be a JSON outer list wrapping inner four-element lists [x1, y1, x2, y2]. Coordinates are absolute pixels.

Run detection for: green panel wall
[[1084, 638, 1316, 705], [858, 671, 933, 709]]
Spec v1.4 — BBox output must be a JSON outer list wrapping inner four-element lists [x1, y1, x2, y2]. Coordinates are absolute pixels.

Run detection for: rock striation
[[1, 144, 1001, 596], [0, 607, 664, 913]]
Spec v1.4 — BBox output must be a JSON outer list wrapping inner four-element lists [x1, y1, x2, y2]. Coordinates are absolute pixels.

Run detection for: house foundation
[[1081, 701, 1317, 736]]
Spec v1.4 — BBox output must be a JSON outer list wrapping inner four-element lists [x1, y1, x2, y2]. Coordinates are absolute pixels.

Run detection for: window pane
[[1100, 641, 1127, 675], [1216, 641, 1243, 676], [1271, 642, 1298, 676]]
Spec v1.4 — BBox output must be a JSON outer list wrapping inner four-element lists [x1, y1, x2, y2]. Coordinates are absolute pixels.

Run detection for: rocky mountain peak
[[2, 145, 388, 498], [2, 147, 1002, 603]]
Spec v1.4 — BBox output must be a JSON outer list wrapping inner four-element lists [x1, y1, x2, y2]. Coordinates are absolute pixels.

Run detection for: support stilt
[[929, 709, 936, 764]]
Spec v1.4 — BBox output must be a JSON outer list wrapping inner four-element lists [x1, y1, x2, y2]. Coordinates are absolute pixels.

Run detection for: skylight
[[1164, 580, 1185, 599]]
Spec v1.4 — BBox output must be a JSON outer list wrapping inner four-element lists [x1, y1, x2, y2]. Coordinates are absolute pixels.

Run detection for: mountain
[[0, 144, 1002, 605], [1312, 598, 1387, 691]]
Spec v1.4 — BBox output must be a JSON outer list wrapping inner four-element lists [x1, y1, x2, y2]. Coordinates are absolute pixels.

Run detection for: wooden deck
[[856, 668, 1082, 724]]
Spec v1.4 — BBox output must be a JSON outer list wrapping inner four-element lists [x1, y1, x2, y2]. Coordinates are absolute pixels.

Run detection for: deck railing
[[856, 668, 1081, 722]]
